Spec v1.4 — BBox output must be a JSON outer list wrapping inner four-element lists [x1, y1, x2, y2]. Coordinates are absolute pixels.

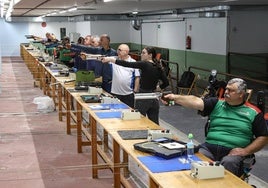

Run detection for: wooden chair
[[177, 71, 198, 95]]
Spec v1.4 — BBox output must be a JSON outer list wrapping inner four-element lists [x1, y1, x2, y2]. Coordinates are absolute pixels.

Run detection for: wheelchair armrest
[[243, 154, 256, 169], [204, 119, 210, 137]]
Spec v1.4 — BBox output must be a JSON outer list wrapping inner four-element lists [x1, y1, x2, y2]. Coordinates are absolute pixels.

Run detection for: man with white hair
[[110, 44, 140, 108], [163, 78, 268, 177]]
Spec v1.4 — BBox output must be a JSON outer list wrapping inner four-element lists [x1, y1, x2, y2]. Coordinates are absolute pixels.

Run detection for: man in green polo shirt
[[58, 37, 74, 67], [162, 78, 268, 177]]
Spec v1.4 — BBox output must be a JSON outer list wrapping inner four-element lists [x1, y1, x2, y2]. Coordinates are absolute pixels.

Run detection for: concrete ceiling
[[2, 0, 268, 19]]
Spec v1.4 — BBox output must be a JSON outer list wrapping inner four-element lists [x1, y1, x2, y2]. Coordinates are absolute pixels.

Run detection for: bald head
[[118, 44, 129, 53], [117, 44, 130, 60]]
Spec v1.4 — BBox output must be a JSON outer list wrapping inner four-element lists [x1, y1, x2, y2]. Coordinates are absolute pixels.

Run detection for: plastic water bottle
[[187, 133, 194, 159]]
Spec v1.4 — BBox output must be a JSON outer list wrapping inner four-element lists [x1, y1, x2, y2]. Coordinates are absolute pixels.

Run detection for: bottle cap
[[188, 133, 193, 139]]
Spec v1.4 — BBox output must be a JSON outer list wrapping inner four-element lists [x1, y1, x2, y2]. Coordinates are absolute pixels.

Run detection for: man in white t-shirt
[[111, 44, 140, 108]]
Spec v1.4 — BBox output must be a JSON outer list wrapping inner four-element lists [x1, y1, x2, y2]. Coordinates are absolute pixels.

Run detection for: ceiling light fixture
[[0, 1, 4, 18], [181, 5, 230, 13], [103, 0, 113, 2], [35, 16, 44, 22], [68, 7, 77, 12], [5, 0, 13, 20], [59, 10, 67, 14]]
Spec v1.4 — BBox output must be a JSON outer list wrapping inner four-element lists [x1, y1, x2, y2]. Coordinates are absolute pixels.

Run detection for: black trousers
[[135, 98, 159, 125], [112, 93, 135, 109]]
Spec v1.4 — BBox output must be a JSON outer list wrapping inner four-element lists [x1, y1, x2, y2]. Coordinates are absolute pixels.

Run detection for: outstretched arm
[[101, 57, 116, 63], [163, 94, 204, 111]]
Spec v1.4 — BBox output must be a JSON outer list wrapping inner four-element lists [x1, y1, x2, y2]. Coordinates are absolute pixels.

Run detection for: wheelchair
[[205, 119, 256, 184], [202, 70, 256, 185]]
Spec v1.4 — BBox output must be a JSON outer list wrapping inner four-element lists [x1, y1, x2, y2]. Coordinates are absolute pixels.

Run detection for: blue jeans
[[199, 142, 246, 177]]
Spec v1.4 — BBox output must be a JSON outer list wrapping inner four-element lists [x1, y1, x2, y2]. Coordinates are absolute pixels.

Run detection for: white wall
[[229, 10, 268, 53], [141, 23, 158, 46], [75, 21, 91, 37], [130, 17, 227, 55], [1, 11, 268, 57], [186, 17, 227, 55], [0, 19, 29, 56], [157, 21, 185, 50], [0, 20, 78, 56], [90, 21, 130, 43], [129, 24, 142, 45], [134, 21, 186, 49], [28, 22, 76, 40]]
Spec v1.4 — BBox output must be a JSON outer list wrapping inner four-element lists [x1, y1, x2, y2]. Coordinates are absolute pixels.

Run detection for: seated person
[[162, 78, 268, 177]]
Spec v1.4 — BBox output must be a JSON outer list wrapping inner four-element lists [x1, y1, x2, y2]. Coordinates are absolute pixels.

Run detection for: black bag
[[134, 137, 187, 159], [80, 95, 101, 103], [178, 71, 195, 87]]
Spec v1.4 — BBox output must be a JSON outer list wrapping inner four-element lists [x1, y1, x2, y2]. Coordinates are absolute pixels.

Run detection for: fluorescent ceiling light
[[35, 16, 44, 22], [68, 7, 77, 12], [0, 2, 4, 18], [59, 10, 67, 14], [5, 0, 13, 20], [104, 0, 113, 2]]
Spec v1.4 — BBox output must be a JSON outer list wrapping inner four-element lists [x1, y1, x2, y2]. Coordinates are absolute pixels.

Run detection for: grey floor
[[159, 103, 268, 186]]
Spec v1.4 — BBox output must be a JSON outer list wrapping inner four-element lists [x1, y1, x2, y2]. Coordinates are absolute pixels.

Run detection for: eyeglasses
[[117, 48, 125, 52]]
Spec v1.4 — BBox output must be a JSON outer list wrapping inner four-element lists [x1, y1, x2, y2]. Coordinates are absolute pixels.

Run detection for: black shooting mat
[[117, 130, 148, 140]]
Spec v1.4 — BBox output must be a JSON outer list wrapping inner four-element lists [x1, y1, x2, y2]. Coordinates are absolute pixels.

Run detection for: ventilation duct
[[131, 19, 142, 30], [179, 5, 230, 14]]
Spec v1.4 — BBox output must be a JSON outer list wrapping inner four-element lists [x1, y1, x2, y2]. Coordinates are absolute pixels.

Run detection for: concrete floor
[[0, 57, 116, 188]]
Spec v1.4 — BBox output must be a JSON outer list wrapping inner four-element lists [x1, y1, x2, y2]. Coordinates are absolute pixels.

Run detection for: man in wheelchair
[[162, 78, 268, 179]]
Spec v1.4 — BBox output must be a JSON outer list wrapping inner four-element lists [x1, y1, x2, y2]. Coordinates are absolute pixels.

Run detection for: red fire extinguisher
[[186, 36, 191, 50]]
